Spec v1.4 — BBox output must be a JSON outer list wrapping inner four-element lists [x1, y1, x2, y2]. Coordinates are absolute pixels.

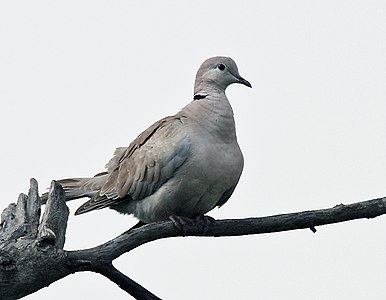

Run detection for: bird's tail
[[41, 173, 108, 204]]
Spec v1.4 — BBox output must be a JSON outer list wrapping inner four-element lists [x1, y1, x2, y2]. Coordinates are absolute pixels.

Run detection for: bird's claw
[[169, 215, 215, 235], [195, 215, 215, 234], [169, 215, 194, 236]]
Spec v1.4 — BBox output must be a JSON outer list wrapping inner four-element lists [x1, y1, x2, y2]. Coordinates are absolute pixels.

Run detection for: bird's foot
[[169, 215, 215, 235], [195, 215, 215, 234], [169, 215, 194, 236]]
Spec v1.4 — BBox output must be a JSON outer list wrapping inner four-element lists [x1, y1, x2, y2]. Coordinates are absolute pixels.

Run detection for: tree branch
[[0, 180, 154, 300], [0, 179, 70, 299], [93, 263, 161, 300], [69, 196, 386, 263], [1, 179, 385, 299]]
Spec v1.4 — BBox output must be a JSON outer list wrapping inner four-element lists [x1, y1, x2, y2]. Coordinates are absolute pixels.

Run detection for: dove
[[42, 56, 251, 228]]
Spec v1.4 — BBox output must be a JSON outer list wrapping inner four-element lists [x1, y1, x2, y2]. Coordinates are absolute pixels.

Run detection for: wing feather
[[76, 114, 191, 214]]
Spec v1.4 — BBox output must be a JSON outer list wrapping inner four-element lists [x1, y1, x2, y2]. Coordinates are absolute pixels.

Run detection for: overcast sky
[[1, 1, 386, 299]]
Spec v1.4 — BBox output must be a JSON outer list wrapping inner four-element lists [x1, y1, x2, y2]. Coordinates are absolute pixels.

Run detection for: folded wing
[[75, 115, 191, 215]]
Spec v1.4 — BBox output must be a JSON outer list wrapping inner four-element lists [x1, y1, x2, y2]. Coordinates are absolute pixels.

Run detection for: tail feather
[[41, 174, 108, 204]]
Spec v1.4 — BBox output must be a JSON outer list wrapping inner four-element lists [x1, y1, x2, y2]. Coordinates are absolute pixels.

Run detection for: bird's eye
[[217, 64, 226, 71]]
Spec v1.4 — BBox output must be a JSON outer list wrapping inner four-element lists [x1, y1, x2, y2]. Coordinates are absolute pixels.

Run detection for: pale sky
[[1, 1, 386, 299]]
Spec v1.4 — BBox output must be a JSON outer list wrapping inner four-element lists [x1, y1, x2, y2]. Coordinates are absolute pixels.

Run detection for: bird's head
[[194, 56, 252, 95]]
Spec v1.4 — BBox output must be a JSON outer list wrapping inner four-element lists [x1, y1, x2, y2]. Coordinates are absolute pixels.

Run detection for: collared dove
[[42, 56, 251, 226]]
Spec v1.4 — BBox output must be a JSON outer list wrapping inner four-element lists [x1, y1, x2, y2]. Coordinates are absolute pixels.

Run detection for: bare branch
[[93, 263, 162, 300], [38, 180, 69, 248], [0, 179, 70, 299], [70, 196, 386, 263], [1, 179, 385, 300], [0, 179, 159, 300]]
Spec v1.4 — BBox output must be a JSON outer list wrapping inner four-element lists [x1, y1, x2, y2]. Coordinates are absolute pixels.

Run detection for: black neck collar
[[193, 93, 207, 100]]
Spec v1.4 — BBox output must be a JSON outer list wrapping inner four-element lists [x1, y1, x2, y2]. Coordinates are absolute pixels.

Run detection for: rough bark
[[0, 179, 70, 299], [0, 179, 385, 299]]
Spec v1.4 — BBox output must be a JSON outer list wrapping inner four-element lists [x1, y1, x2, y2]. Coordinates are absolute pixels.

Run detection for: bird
[[42, 56, 251, 229]]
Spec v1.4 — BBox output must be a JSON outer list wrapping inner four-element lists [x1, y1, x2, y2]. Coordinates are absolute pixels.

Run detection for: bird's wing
[[105, 147, 127, 173], [75, 114, 191, 214]]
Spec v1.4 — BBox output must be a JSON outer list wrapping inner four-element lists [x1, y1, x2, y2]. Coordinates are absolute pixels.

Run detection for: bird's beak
[[235, 74, 252, 88]]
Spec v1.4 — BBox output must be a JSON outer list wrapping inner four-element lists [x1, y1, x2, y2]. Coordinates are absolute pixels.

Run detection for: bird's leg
[[169, 215, 194, 236], [195, 215, 215, 234]]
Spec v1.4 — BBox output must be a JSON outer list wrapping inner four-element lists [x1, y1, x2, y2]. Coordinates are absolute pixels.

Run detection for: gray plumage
[[42, 56, 251, 223]]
